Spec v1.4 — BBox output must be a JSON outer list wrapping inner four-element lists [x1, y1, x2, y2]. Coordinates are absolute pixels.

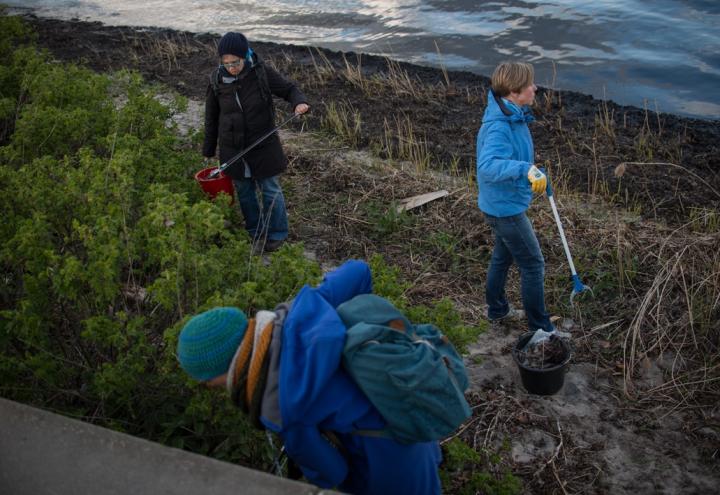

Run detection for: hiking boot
[[488, 306, 525, 324], [264, 238, 285, 252]]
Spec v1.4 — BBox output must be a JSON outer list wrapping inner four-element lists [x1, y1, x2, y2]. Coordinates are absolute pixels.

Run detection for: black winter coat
[[202, 53, 307, 180]]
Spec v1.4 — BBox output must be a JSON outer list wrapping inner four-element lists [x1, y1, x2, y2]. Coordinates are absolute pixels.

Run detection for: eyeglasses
[[221, 60, 244, 70]]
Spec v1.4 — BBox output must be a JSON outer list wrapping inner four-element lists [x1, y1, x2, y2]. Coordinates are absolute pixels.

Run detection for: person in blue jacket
[[175, 260, 442, 495], [476, 61, 556, 334]]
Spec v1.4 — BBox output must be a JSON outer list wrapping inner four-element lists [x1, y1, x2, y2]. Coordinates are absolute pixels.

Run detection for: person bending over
[[176, 260, 442, 494]]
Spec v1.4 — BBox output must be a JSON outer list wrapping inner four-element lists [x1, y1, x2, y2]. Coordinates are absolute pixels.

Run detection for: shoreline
[[13, 9, 717, 124], [15, 13, 720, 221], [11, 6, 720, 122]]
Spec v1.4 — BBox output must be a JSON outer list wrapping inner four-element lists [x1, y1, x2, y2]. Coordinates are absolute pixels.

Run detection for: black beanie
[[217, 32, 249, 58]]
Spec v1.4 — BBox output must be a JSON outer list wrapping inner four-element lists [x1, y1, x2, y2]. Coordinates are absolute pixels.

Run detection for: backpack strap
[[209, 67, 220, 96], [209, 62, 275, 119], [254, 63, 272, 103], [253, 62, 276, 121]]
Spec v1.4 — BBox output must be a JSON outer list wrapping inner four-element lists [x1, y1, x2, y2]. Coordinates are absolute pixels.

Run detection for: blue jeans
[[233, 176, 288, 242], [484, 212, 554, 332]]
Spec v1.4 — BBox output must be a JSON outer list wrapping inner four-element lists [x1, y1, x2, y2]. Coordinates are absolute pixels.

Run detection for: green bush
[[0, 13, 294, 467], [441, 438, 522, 495], [369, 254, 484, 353], [0, 8, 37, 143]]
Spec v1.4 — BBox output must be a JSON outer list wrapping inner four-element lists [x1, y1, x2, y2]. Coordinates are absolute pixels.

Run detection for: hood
[[482, 90, 535, 125], [278, 260, 375, 428], [336, 294, 412, 332]]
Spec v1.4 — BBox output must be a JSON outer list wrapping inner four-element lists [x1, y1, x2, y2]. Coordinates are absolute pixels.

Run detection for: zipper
[[234, 90, 244, 113]]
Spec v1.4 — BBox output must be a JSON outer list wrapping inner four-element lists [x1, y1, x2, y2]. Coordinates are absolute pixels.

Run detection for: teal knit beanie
[[177, 307, 248, 381]]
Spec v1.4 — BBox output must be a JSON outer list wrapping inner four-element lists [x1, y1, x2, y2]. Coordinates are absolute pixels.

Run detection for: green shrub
[[441, 438, 522, 495], [0, 8, 38, 143], [370, 254, 484, 353]]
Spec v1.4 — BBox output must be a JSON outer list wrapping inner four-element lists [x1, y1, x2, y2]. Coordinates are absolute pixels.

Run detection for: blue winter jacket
[[262, 260, 442, 495], [476, 90, 536, 217]]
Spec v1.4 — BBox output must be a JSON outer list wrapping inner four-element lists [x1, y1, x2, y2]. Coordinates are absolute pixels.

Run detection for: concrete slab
[[0, 397, 337, 495]]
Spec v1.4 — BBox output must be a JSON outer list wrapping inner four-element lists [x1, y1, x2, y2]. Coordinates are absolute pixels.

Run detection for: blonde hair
[[491, 62, 534, 97]]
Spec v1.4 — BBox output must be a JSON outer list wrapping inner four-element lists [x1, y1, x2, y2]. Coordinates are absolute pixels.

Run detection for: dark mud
[[23, 14, 720, 224]]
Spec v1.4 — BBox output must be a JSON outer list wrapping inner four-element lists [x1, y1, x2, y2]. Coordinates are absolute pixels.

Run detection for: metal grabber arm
[[545, 177, 593, 305], [207, 113, 301, 179]]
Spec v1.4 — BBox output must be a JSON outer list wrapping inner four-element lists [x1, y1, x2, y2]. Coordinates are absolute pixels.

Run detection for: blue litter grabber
[[545, 178, 593, 305]]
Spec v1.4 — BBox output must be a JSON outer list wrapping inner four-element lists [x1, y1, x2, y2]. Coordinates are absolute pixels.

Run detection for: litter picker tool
[[207, 113, 300, 179], [545, 177, 593, 305]]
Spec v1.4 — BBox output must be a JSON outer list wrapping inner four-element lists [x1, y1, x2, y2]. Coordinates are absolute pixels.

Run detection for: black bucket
[[512, 332, 571, 395]]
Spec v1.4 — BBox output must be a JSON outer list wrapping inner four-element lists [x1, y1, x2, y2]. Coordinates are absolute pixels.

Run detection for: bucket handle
[[207, 113, 301, 179]]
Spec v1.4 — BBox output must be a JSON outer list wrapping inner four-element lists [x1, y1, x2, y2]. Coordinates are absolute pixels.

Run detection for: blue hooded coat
[[476, 90, 536, 217], [260, 260, 442, 495]]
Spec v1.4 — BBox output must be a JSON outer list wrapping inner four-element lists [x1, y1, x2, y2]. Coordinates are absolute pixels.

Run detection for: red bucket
[[194, 167, 235, 201]]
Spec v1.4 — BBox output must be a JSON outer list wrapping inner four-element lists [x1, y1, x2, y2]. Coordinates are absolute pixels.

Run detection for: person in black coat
[[203, 32, 309, 252]]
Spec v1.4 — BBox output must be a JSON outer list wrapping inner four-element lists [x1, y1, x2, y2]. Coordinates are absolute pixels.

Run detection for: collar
[[492, 91, 535, 124], [501, 97, 523, 114]]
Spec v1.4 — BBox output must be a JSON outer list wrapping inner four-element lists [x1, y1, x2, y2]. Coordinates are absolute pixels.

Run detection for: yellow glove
[[527, 165, 547, 194]]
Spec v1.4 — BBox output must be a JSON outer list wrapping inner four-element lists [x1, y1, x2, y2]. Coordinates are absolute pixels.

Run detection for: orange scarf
[[227, 317, 275, 428]]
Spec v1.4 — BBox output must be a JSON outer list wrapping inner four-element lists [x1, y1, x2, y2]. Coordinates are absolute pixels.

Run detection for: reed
[[138, 33, 198, 71], [540, 61, 561, 113], [384, 57, 421, 99], [341, 53, 372, 96], [308, 46, 335, 86], [320, 100, 362, 147], [595, 94, 616, 142], [434, 41, 451, 90]]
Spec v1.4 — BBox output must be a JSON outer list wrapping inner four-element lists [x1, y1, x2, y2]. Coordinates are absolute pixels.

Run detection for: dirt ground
[[18, 14, 720, 495], [279, 133, 720, 495]]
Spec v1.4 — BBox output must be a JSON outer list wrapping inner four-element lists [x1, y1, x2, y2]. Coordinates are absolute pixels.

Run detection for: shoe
[[264, 238, 285, 253], [488, 306, 525, 323], [550, 328, 571, 339]]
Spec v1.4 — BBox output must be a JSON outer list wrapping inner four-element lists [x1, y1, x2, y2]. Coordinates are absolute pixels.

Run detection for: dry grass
[[341, 53, 371, 95], [595, 96, 616, 142], [434, 41, 451, 90], [285, 131, 720, 418], [540, 61, 562, 114], [337, 52, 456, 102], [136, 32, 206, 71], [533, 188, 720, 411], [620, 229, 720, 403], [320, 100, 362, 147], [308, 46, 336, 86], [373, 115, 436, 173], [392, 114, 432, 172], [280, 124, 719, 492]]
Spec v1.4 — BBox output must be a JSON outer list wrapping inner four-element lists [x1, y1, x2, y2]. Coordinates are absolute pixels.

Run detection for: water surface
[[7, 0, 720, 119]]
